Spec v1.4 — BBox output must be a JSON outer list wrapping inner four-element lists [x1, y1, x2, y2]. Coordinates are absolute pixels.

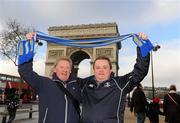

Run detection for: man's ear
[[110, 71, 115, 77], [53, 68, 56, 73], [110, 70, 113, 74]]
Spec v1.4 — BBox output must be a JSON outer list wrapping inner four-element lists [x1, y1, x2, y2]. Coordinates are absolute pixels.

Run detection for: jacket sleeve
[[122, 47, 150, 93], [163, 94, 168, 116], [18, 60, 43, 93]]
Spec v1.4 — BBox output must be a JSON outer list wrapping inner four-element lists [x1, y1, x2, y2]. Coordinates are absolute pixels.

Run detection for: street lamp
[[151, 44, 160, 99]]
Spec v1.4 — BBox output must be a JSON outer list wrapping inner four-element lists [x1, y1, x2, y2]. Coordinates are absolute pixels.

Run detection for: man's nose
[[64, 69, 68, 72], [99, 68, 104, 72]]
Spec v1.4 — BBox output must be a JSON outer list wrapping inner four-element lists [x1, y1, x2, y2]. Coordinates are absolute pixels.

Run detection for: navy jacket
[[130, 88, 148, 113], [80, 48, 150, 123], [163, 92, 180, 123], [18, 61, 81, 123]]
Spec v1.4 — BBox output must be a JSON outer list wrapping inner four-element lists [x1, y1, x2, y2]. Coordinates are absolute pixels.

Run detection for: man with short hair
[[163, 85, 180, 123], [130, 84, 148, 123], [80, 33, 150, 123], [18, 55, 81, 122]]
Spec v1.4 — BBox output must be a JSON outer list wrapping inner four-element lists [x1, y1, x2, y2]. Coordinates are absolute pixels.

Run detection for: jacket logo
[[104, 82, 110, 88], [72, 87, 76, 90], [88, 84, 94, 88]]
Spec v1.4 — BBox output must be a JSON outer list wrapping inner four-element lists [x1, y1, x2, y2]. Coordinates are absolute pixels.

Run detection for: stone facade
[[45, 22, 121, 77]]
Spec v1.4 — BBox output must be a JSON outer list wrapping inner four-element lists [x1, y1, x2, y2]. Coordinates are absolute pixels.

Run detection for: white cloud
[[118, 38, 180, 91], [0, 60, 18, 76], [1, 0, 179, 31], [149, 38, 180, 89], [0, 23, 3, 32], [0, 58, 45, 77], [142, 0, 179, 24], [116, 0, 179, 31]]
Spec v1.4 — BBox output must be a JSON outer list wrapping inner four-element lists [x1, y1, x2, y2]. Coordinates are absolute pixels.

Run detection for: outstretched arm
[[18, 60, 43, 93], [121, 33, 150, 93], [18, 34, 43, 93], [123, 47, 150, 93]]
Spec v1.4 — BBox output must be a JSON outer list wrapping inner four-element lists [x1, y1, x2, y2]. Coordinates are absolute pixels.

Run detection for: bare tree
[[0, 19, 35, 65]]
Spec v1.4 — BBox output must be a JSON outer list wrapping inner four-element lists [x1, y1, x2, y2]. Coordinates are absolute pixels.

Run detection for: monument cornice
[[48, 22, 117, 31], [56, 33, 119, 39], [48, 22, 119, 40]]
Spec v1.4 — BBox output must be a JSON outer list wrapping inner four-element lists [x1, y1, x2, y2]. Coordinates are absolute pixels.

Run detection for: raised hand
[[18, 38, 35, 65], [137, 32, 148, 40], [26, 32, 36, 40]]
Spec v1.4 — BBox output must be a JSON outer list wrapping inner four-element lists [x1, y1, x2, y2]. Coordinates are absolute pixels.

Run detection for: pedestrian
[[6, 89, 19, 123], [18, 34, 81, 123], [130, 84, 148, 123], [163, 85, 180, 123], [80, 32, 150, 123], [147, 97, 164, 123]]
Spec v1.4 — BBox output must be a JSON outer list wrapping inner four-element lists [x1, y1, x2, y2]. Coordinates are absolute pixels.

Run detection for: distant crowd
[[130, 84, 180, 123]]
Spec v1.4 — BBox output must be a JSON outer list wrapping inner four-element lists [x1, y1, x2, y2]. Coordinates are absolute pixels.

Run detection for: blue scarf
[[18, 31, 154, 65]]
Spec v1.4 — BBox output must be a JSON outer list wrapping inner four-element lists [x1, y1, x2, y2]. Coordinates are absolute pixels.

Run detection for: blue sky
[[0, 0, 180, 90]]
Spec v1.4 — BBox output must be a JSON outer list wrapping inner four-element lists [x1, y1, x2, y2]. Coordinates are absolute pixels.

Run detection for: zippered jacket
[[80, 48, 150, 123], [18, 61, 81, 123]]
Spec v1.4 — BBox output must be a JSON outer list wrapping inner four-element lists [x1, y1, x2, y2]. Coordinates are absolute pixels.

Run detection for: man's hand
[[26, 32, 36, 40], [18, 33, 35, 65], [137, 32, 148, 40], [132, 32, 153, 57]]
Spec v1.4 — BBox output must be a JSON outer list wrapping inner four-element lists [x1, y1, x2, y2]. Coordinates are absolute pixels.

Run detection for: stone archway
[[70, 50, 90, 76], [45, 22, 120, 77]]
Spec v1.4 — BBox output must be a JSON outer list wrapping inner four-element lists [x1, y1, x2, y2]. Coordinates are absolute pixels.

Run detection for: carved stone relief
[[96, 48, 113, 58], [66, 47, 78, 56], [48, 50, 64, 59], [82, 48, 93, 57]]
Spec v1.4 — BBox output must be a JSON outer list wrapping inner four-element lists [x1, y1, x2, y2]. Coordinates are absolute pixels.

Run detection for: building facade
[[45, 22, 121, 77]]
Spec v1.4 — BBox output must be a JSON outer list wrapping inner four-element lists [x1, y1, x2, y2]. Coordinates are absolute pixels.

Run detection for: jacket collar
[[169, 90, 176, 93]]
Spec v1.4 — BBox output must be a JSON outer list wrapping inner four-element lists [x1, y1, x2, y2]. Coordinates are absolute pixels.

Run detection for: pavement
[[0, 105, 165, 123], [0, 104, 38, 123], [124, 107, 165, 123]]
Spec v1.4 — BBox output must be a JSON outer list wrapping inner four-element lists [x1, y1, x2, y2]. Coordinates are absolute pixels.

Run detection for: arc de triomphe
[[45, 22, 121, 77]]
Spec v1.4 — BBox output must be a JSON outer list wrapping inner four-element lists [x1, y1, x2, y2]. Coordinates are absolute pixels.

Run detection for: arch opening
[[70, 50, 90, 77]]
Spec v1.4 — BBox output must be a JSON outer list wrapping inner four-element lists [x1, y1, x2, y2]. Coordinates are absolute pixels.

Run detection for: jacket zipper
[[53, 80, 70, 123], [64, 84, 68, 123], [43, 108, 48, 123]]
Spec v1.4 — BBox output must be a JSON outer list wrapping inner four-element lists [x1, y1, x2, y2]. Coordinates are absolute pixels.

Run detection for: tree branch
[[0, 50, 17, 66]]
